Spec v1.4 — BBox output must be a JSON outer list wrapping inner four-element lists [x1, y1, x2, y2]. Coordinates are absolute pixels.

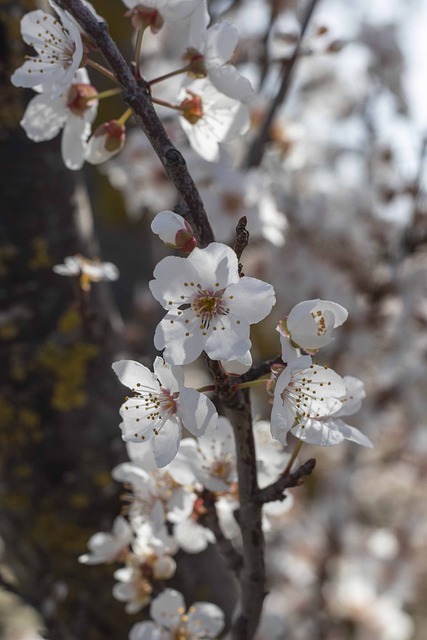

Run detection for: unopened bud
[[85, 120, 126, 165], [220, 351, 253, 376], [125, 5, 164, 33], [151, 210, 197, 252]]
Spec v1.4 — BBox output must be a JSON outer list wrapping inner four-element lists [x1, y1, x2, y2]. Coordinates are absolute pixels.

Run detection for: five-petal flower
[[149, 242, 276, 365]]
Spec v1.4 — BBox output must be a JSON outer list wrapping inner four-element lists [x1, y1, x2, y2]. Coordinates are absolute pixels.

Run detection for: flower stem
[[92, 88, 122, 101], [148, 65, 190, 86], [151, 97, 184, 113], [283, 441, 304, 475], [235, 378, 268, 391], [116, 108, 133, 126], [196, 384, 216, 393], [134, 27, 145, 79], [87, 59, 118, 84]]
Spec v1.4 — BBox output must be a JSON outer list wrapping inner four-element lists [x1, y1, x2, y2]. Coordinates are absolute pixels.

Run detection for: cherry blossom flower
[[122, 0, 199, 32], [178, 79, 250, 161], [271, 356, 372, 448], [129, 589, 224, 639], [112, 454, 195, 531], [151, 210, 197, 252], [112, 358, 218, 466], [184, 1, 254, 102], [278, 299, 348, 354], [113, 565, 153, 614], [170, 417, 237, 492], [149, 242, 276, 365], [53, 254, 119, 290], [20, 69, 98, 170], [131, 522, 177, 580], [11, 2, 84, 96], [78, 516, 132, 565], [85, 121, 126, 165]]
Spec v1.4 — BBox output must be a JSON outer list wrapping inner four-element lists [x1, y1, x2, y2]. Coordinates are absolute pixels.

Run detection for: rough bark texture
[[0, 4, 131, 638]]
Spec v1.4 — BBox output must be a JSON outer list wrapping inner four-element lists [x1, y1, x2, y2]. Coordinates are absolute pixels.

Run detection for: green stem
[[92, 88, 122, 101], [87, 59, 118, 84], [235, 378, 268, 391], [116, 108, 133, 126], [283, 441, 304, 475], [148, 65, 191, 86]]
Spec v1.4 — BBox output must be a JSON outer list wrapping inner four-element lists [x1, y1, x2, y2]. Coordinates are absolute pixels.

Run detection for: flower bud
[[85, 120, 126, 165], [151, 210, 197, 252], [220, 351, 253, 376], [125, 5, 164, 33]]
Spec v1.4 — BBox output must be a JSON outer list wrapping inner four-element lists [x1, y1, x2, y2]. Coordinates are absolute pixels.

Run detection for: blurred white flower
[[79, 516, 131, 565], [53, 255, 119, 290]]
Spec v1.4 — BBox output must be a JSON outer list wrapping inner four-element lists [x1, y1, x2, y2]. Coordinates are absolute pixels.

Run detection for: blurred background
[[1, 0, 427, 638]]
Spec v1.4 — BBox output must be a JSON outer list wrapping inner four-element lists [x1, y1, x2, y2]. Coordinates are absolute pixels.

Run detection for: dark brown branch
[[255, 458, 316, 504], [202, 494, 243, 575], [233, 216, 249, 272], [245, 0, 320, 168], [239, 355, 283, 383], [58, 0, 214, 247]]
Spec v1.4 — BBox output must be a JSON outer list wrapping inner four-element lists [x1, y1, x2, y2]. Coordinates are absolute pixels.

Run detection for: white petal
[[209, 64, 254, 102], [187, 601, 225, 637], [221, 350, 252, 375], [61, 115, 90, 170], [186, 242, 239, 289], [153, 357, 184, 393], [152, 421, 182, 467], [174, 519, 215, 553], [206, 21, 238, 65], [129, 622, 162, 640], [149, 256, 199, 308], [188, 0, 210, 51], [20, 93, 67, 141], [226, 277, 276, 324], [154, 312, 205, 365], [150, 589, 185, 628], [112, 360, 158, 393], [177, 388, 218, 437], [151, 210, 189, 244]]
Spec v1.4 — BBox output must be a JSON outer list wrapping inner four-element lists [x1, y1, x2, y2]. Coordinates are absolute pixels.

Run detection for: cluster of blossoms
[[13, 0, 254, 169], [74, 206, 371, 634]]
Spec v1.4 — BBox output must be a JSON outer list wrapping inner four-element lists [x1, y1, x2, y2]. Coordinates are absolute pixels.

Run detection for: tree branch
[[239, 355, 283, 383], [245, 0, 320, 168], [255, 458, 316, 504], [58, 0, 214, 247], [202, 493, 243, 575]]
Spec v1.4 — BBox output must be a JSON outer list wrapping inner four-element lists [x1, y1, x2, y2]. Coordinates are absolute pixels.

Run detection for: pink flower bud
[[85, 120, 126, 165], [124, 5, 164, 33], [151, 211, 197, 253]]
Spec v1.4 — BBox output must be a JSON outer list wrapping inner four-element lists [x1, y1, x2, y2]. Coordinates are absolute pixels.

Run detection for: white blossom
[[122, 0, 199, 32], [20, 69, 97, 171], [271, 356, 372, 448], [11, 2, 84, 96], [129, 589, 224, 639], [278, 299, 348, 353], [149, 242, 276, 365], [53, 255, 119, 290], [220, 350, 253, 376], [78, 516, 132, 565], [184, 1, 254, 102], [112, 358, 218, 466], [178, 78, 250, 162]]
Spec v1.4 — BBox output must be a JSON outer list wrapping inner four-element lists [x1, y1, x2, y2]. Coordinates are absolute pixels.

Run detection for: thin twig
[[245, 0, 320, 168], [255, 458, 316, 504], [239, 355, 283, 383]]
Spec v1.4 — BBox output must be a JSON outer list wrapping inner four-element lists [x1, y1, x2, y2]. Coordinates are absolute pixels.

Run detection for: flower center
[[191, 289, 227, 329], [311, 309, 328, 336]]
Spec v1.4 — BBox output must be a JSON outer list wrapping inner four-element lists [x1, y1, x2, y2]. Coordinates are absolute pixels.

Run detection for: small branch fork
[[255, 458, 316, 504], [58, 0, 214, 248]]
